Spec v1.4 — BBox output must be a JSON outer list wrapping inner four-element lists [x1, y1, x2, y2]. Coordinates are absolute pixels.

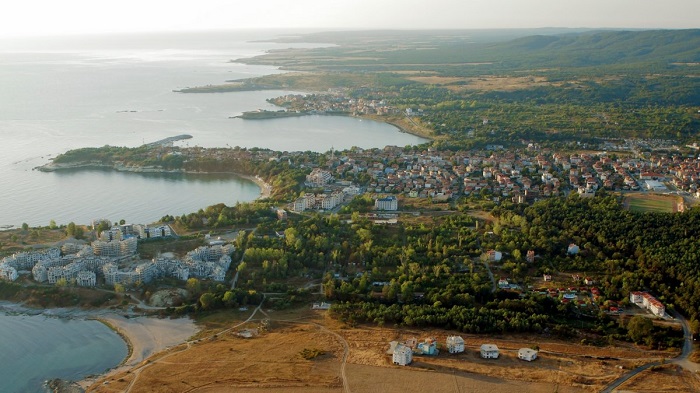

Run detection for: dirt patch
[[85, 311, 674, 393], [617, 364, 700, 392], [87, 320, 343, 393]]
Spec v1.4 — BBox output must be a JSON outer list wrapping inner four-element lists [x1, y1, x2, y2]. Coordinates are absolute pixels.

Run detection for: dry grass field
[[85, 307, 686, 393], [615, 364, 700, 392], [407, 75, 562, 92]]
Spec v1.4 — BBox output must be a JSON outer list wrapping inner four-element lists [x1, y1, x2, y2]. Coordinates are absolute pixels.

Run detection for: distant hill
[[490, 29, 700, 68]]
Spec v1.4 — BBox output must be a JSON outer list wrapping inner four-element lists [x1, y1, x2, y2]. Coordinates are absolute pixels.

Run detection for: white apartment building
[[76, 271, 97, 287], [306, 168, 334, 186], [630, 291, 666, 317], [375, 195, 398, 211], [0, 264, 18, 281]]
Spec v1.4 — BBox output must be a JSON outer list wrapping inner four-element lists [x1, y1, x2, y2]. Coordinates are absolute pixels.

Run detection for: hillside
[[241, 29, 700, 74]]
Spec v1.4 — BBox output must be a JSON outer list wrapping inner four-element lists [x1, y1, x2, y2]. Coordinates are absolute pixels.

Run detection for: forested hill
[[246, 29, 700, 74], [494, 29, 700, 68]]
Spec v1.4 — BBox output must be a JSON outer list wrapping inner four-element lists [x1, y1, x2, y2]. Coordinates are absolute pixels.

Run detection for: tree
[[119, 219, 126, 225], [114, 283, 125, 293], [49, 220, 57, 230], [627, 315, 653, 343], [21, 223, 29, 231], [199, 292, 216, 310], [66, 222, 77, 237], [187, 278, 202, 294]]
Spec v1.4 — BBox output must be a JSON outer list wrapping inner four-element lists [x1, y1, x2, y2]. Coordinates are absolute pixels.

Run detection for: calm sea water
[[0, 30, 428, 388], [0, 30, 427, 227], [0, 312, 128, 393]]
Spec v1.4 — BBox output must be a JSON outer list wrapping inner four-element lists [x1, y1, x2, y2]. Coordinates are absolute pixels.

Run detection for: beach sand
[[239, 174, 272, 199], [77, 313, 199, 390]]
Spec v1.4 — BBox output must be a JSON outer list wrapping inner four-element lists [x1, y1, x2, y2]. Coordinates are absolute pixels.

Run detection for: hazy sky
[[1, 0, 698, 37]]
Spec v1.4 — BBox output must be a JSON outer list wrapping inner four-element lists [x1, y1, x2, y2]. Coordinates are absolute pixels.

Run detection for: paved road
[[476, 257, 497, 293], [600, 310, 697, 392]]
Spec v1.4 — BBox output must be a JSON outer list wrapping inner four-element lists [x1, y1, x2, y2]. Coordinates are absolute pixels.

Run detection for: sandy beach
[[76, 313, 199, 390], [239, 174, 273, 199]]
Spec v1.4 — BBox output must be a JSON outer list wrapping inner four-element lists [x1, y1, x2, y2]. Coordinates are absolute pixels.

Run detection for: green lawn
[[626, 196, 676, 213]]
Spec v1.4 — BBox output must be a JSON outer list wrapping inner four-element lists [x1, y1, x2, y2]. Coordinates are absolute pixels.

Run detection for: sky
[[0, 0, 698, 37]]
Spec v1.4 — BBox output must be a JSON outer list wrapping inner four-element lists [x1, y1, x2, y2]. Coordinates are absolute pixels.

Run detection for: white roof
[[481, 344, 498, 351], [518, 348, 537, 355]]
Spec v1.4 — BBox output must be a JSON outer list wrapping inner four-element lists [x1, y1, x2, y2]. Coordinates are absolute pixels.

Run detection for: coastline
[[76, 313, 199, 391], [0, 303, 199, 393], [37, 163, 274, 200], [238, 174, 273, 199]]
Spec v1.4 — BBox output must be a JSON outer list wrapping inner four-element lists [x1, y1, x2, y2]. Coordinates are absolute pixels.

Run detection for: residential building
[[393, 343, 413, 366], [446, 336, 465, 354], [76, 271, 97, 287], [480, 344, 499, 359], [375, 195, 398, 211], [630, 291, 665, 317], [416, 337, 439, 356], [518, 348, 538, 361], [567, 244, 580, 255]]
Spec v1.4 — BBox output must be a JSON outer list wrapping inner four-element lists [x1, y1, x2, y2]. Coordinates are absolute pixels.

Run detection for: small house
[[480, 344, 499, 359], [518, 348, 538, 361], [567, 244, 580, 255], [487, 250, 503, 262], [393, 343, 413, 366], [416, 337, 439, 356], [446, 336, 465, 354]]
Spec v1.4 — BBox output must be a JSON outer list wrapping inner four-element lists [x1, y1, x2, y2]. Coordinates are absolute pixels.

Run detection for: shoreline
[[75, 313, 199, 391], [36, 163, 274, 200], [0, 303, 199, 392]]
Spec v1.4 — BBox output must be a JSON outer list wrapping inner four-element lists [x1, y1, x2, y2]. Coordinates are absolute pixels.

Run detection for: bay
[[0, 30, 427, 227], [0, 311, 128, 393]]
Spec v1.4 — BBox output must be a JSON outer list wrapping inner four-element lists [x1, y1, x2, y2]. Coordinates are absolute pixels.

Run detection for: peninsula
[[5, 28, 700, 393]]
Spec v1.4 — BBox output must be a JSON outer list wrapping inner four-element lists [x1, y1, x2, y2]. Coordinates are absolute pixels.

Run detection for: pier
[[142, 134, 192, 148]]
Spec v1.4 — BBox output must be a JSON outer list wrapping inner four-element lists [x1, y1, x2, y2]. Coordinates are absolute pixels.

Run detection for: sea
[[0, 29, 428, 391], [0, 309, 128, 393], [0, 29, 428, 228]]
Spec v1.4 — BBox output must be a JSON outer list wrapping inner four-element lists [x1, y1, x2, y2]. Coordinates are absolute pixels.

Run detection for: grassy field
[[623, 193, 679, 213], [86, 306, 680, 393]]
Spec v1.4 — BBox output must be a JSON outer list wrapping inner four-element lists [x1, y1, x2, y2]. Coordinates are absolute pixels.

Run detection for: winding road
[[600, 310, 697, 392]]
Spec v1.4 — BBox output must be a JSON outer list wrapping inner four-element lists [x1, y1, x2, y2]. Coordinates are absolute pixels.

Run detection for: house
[[498, 278, 510, 289], [393, 343, 413, 366], [480, 344, 499, 359], [486, 249, 503, 262], [526, 250, 535, 263], [567, 244, 580, 255], [543, 274, 552, 282], [630, 291, 665, 317], [416, 338, 439, 356], [446, 336, 465, 354], [518, 348, 538, 361]]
